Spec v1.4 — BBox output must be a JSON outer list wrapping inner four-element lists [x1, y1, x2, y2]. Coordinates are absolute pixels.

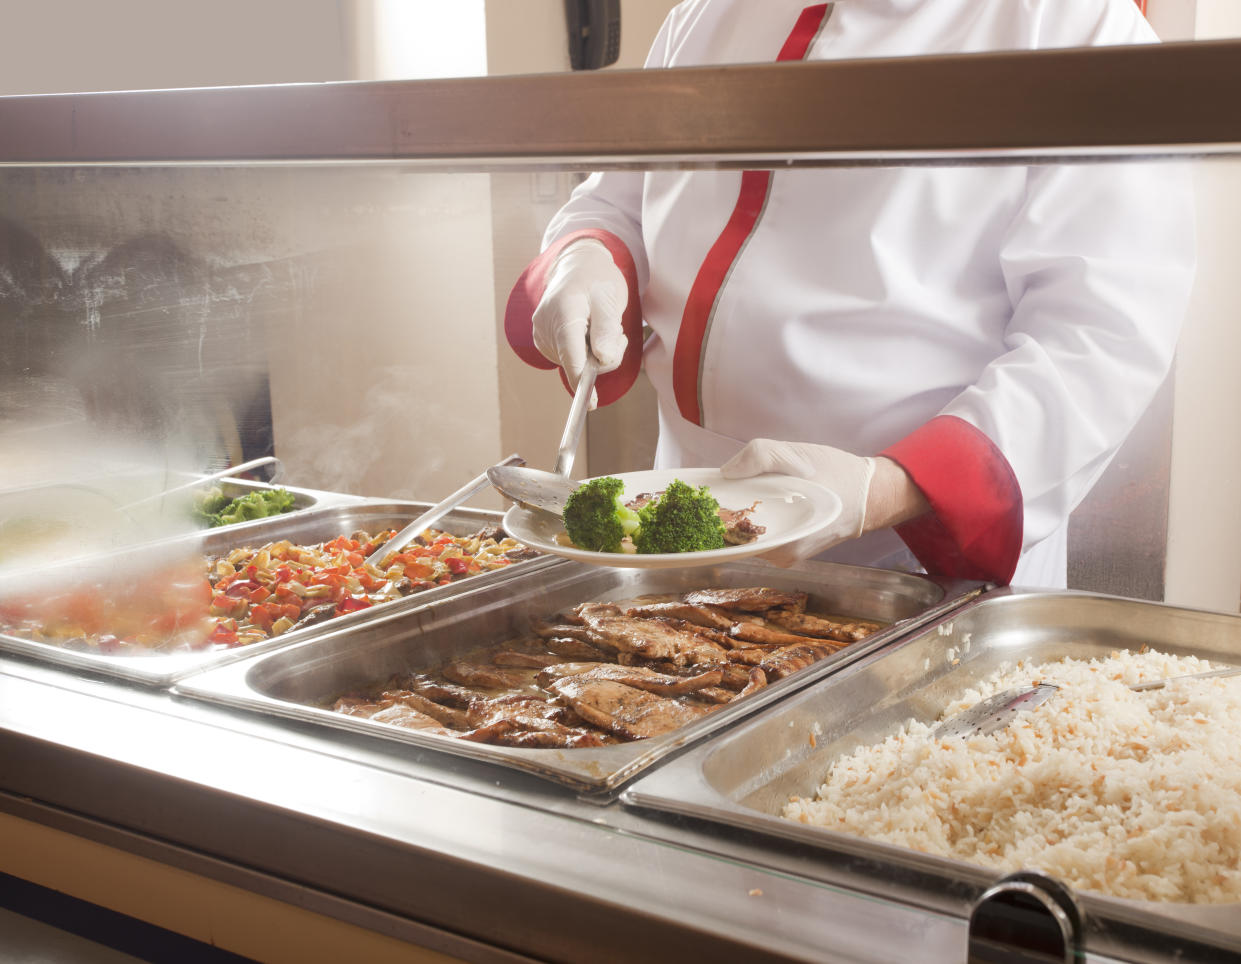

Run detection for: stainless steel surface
[[0, 500, 555, 687], [0, 650, 974, 963], [623, 588, 1241, 962], [932, 682, 1060, 739], [553, 355, 596, 478], [374, 454, 523, 564], [0, 42, 1240, 167], [485, 465, 576, 515], [970, 871, 1084, 964], [488, 359, 595, 513], [174, 559, 980, 796], [0, 30, 1232, 964]]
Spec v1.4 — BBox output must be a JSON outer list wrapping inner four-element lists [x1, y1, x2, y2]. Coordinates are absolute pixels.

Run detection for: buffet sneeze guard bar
[[0, 40, 1239, 167]]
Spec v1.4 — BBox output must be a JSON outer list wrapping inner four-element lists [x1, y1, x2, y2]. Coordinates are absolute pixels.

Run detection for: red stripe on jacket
[[673, 3, 832, 424]]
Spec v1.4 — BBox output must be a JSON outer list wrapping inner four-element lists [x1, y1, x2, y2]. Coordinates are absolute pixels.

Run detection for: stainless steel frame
[[0, 41, 1239, 167]]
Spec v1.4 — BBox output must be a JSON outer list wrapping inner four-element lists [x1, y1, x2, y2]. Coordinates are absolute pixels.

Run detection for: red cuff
[[503, 229, 645, 407], [881, 415, 1022, 584]]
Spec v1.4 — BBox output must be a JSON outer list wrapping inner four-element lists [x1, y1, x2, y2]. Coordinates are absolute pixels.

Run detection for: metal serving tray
[[187, 477, 337, 524], [622, 588, 1241, 961], [0, 474, 346, 562], [173, 559, 981, 798], [0, 500, 555, 688]]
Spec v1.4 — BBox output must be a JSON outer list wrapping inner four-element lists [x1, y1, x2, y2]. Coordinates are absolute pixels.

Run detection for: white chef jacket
[[506, 0, 1196, 587]]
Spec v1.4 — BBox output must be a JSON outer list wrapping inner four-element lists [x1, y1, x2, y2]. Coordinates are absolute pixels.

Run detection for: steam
[[0, 416, 212, 578]]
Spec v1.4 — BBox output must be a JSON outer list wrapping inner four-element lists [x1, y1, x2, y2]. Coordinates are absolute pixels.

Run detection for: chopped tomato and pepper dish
[[0, 526, 537, 657]]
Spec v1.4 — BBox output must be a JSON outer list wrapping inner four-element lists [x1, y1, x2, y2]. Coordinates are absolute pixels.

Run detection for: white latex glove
[[721, 438, 876, 566], [531, 239, 629, 407]]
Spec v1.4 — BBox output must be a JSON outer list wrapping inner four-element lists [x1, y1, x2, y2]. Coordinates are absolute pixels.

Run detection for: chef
[[504, 0, 1196, 587]]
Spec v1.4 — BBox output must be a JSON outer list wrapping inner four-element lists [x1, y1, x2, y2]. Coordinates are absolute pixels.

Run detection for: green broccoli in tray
[[193, 486, 297, 528], [562, 476, 726, 555]]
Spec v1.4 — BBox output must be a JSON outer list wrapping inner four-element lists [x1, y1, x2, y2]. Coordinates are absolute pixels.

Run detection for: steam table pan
[[622, 588, 1241, 962], [172, 559, 981, 798], [0, 500, 554, 687]]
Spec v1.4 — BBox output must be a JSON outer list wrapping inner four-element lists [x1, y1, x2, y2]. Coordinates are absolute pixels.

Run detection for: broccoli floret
[[215, 487, 295, 526], [632, 479, 725, 554], [194, 487, 297, 528], [562, 476, 641, 553], [192, 486, 233, 524]]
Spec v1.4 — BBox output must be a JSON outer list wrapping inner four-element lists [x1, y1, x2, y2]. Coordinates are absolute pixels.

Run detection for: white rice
[[782, 649, 1241, 903]]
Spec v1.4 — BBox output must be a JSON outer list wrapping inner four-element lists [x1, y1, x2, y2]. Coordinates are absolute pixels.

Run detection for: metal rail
[[0, 40, 1238, 167]]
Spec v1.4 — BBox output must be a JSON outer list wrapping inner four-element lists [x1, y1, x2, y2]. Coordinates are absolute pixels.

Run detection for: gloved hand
[[721, 438, 876, 566], [532, 239, 629, 407]]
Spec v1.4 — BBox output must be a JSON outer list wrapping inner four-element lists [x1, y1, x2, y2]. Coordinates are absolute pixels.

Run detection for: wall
[[0, 0, 355, 92], [1163, 0, 1241, 611]]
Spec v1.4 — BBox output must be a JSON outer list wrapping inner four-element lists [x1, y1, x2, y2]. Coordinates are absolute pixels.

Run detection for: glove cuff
[[852, 456, 877, 538]]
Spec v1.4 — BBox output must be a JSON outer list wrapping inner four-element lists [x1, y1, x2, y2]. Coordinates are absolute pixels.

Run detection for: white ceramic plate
[[502, 468, 842, 569]]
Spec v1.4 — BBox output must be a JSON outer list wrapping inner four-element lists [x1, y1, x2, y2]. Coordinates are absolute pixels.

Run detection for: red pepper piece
[[207, 621, 239, 646]]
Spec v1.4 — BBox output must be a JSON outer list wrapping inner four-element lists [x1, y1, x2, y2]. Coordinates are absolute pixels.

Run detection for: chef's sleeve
[[882, 157, 1196, 584], [503, 165, 650, 405]]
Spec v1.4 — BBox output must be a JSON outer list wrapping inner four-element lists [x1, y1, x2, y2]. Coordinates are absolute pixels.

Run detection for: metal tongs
[[119, 455, 282, 511], [933, 665, 1241, 739], [486, 356, 597, 515], [371, 453, 525, 570]]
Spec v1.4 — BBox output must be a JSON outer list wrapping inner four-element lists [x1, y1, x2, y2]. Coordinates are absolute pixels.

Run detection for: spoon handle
[[373, 453, 524, 567], [553, 355, 598, 478], [118, 455, 281, 511], [1128, 665, 1241, 691]]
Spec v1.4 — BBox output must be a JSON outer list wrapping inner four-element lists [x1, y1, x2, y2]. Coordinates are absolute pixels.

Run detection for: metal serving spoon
[[118, 455, 282, 511], [372, 453, 525, 568], [933, 665, 1241, 740], [487, 355, 597, 514]]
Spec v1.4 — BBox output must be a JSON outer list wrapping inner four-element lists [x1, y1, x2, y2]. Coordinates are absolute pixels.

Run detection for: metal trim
[[0, 40, 1238, 166]]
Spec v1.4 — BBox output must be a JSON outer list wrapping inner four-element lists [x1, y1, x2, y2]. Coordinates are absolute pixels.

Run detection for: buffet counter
[[0, 645, 965, 964], [6, 580, 1241, 963]]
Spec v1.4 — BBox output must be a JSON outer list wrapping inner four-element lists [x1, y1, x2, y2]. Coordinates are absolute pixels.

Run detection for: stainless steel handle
[[373, 453, 524, 566], [969, 871, 1083, 964], [552, 355, 598, 479], [119, 455, 282, 511], [1128, 665, 1241, 691]]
